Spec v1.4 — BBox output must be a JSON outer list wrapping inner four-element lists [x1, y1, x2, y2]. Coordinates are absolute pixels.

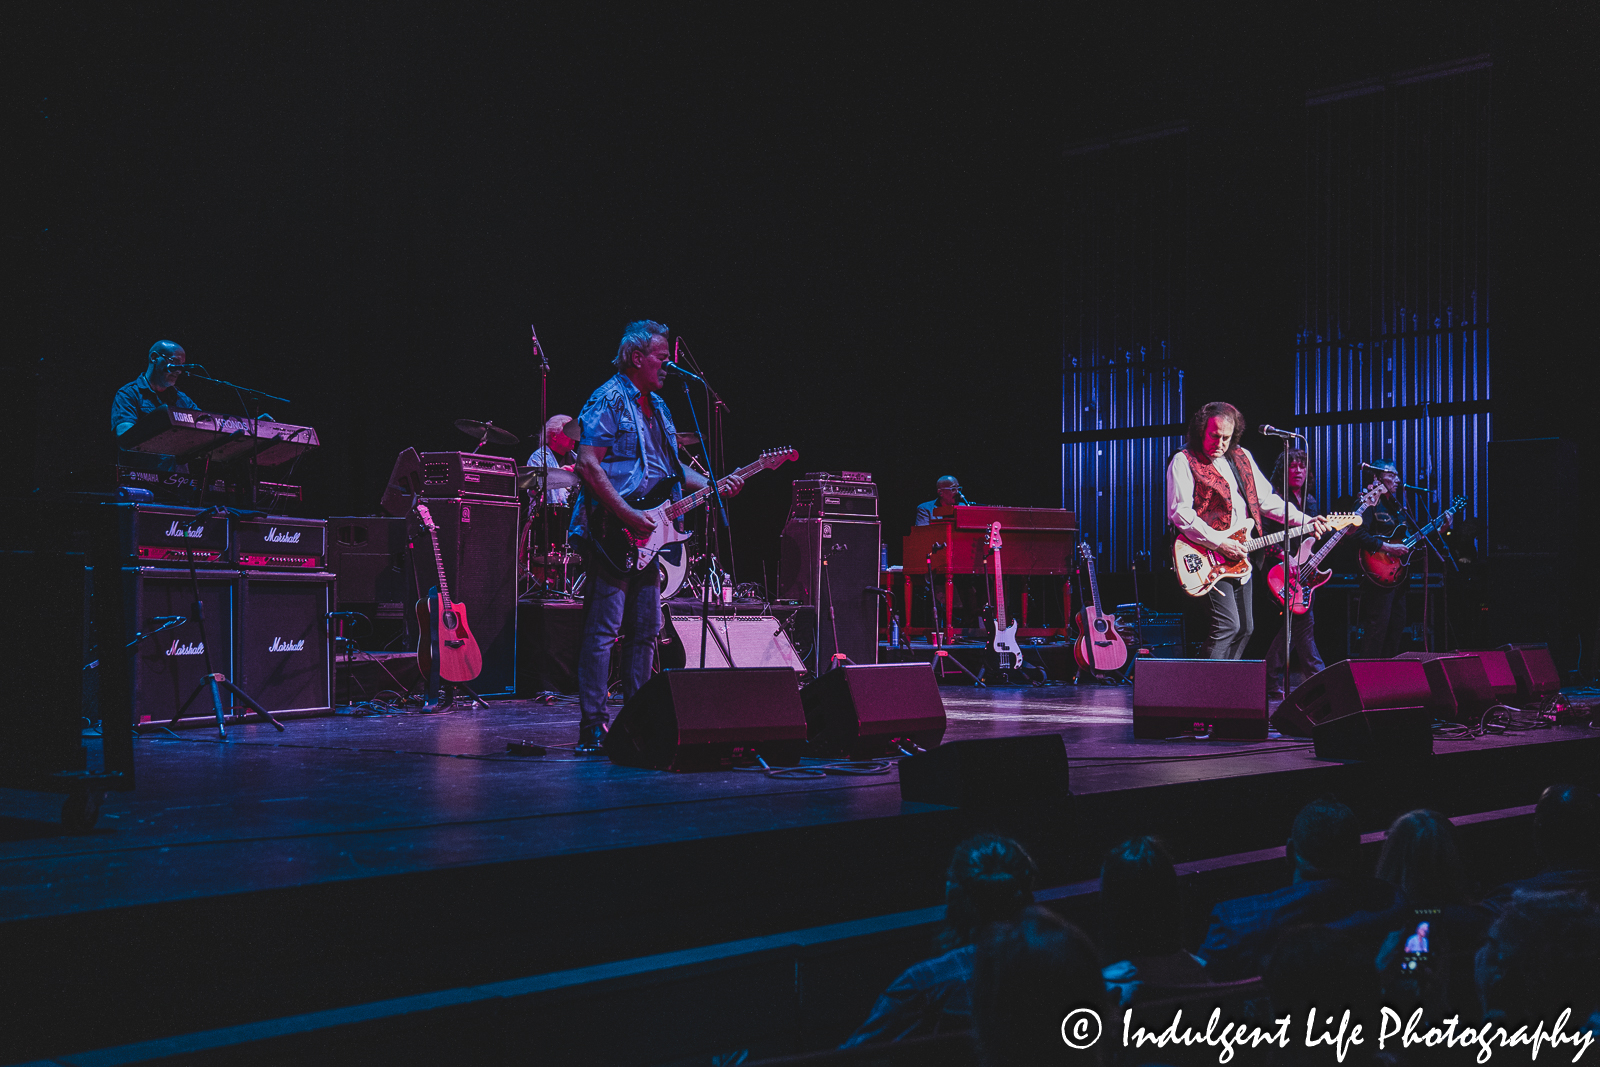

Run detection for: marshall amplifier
[[232, 515, 327, 569], [236, 570, 334, 715], [124, 505, 229, 564], [126, 567, 235, 725], [419, 452, 518, 500], [788, 472, 878, 520]]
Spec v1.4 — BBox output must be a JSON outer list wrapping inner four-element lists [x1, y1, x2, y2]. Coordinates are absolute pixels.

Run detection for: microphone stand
[[674, 367, 735, 669]]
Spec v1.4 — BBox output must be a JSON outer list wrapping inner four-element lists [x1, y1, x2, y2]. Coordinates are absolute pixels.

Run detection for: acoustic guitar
[[1074, 541, 1128, 675], [414, 503, 483, 683]]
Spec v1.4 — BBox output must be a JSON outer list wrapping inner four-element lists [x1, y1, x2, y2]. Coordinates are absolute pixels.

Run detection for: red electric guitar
[[1074, 541, 1128, 675], [414, 503, 483, 683], [1267, 480, 1386, 614]]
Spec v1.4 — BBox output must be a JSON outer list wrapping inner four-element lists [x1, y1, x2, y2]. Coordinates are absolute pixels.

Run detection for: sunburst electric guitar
[[1074, 541, 1128, 675], [982, 522, 1023, 669], [415, 503, 483, 683], [1357, 495, 1467, 588], [589, 447, 798, 578], [1173, 513, 1364, 597]]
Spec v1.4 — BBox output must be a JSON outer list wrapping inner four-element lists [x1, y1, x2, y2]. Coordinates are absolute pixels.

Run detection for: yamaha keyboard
[[119, 407, 320, 467]]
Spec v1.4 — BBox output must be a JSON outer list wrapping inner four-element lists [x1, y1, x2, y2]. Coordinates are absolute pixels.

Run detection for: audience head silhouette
[[940, 834, 1038, 952], [1375, 809, 1473, 907], [1100, 835, 1183, 959], [1477, 889, 1600, 1026], [1533, 783, 1600, 871], [974, 907, 1104, 1067], [1288, 796, 1360, 881]]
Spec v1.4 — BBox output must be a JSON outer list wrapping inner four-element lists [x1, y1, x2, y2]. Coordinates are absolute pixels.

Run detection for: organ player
[[111, 340, 199, 472], [1166, 402, 1330, 659]]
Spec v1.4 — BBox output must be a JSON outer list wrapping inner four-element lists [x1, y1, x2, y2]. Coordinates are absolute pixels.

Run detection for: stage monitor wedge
[[1271, 658, 1432, 738], [801, 663, 946, 758], [604, 668, 808, 771], [1133, 658, 1266, 739], [899, 735, 1070, 809]]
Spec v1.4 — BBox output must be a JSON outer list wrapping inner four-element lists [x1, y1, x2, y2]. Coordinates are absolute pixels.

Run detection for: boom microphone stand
[[179, 366, 291, 508], [668, 355, 735, 669]]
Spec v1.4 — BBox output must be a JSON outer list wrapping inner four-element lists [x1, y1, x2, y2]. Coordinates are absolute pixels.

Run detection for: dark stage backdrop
[[15, 3, 1589, 631]]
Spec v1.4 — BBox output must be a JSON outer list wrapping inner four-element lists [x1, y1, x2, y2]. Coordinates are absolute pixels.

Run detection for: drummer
[[526, 414, 579, 506]]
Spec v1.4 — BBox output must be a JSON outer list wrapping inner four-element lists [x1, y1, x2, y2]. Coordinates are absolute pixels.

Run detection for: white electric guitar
[[983, 522, 1022, 668], [1172, 512, 1364, 597]]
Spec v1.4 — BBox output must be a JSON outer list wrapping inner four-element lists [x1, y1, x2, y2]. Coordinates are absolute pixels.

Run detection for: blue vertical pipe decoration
[[1062, 125, 1188, 573], [1298, 59, 1492, 519]]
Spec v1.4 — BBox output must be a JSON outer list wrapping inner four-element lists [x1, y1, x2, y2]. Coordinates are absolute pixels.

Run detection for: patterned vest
[[1184, 449, 1262, 536]]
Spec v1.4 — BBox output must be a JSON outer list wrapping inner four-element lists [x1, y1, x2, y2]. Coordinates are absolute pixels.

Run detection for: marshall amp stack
[[779, 472, 881, 670], [118, 504, 335, 726]]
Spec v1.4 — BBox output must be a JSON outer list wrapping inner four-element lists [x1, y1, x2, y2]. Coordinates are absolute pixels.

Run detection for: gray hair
[[613, 320, 669, 370]]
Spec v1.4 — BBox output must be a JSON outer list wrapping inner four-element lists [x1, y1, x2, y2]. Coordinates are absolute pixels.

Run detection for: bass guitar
[[1173, 513, 1364, 597], [982, 522, 1023, 669], [1267, 481, 1387, 614], [414, 503, 483, 683], [1357, 495, 1467, 588], [1074, 541, 1128, 675], [587, 446, 798, 578]]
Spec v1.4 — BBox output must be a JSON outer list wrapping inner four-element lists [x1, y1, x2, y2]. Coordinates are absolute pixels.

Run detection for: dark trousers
[[1202, 577, 1254, 659], [1358, 578, 1408, 657], [1265, 607, 1326, 696], [576, 560, 662, 733]]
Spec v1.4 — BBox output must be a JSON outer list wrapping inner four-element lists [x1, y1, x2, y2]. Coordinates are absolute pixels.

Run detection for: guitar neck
[[1305, 525, 1355, 568], [1242, 524, 1314, 553], [1084, 555, 1103, 615], [665, 458, 767, 520], [993, 548, 1006, 629], [428, 528, 452, 609]]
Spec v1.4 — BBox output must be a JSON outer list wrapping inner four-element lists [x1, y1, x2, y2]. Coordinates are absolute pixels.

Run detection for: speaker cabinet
[[1271, 658, 1433, 737], [898, 735, 1070, 808], [1133, 659, 1267, 739], [1394, 652, 1495, 724], [1502, 643, 1561, 701], [801, 663, 947, 758], [1312, 707, 1433, 761], [329, 516, 414, 650], [412, 498, 519, 695], [127, 567, 235, 724], [778, 518, 880, 669], [1448, 649, 1519, 701], [603, 668, 809, 771], [661, 612, 806, 672], [236, 571, 333, 715]]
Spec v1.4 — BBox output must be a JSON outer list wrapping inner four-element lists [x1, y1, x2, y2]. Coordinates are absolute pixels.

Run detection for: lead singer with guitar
[[1166, 402, 1330, 659], [569, 321, 742, 753]]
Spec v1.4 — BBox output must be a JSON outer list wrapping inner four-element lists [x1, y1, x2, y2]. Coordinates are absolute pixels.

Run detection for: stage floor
[[2, 681, 1594, 925]]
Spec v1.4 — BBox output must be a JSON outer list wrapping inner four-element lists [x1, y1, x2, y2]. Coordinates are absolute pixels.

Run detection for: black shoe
[[575, 720, 608, 754]]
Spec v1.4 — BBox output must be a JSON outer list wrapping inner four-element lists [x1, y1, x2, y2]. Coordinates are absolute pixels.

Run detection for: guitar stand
[[423, 681, 488, 713], [976, 659, 1048, 688], [934, 648, 984, 686]]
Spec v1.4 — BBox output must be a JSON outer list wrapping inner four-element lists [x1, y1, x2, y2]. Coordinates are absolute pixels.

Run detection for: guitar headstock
[[416, 503, 437, 531], [1448, 495, 1467, 514], [1078, 541, 1093, 562], [985, 521, 1003, 552], [1359, 480, 1387, 509], [759, 447, 799, 469]]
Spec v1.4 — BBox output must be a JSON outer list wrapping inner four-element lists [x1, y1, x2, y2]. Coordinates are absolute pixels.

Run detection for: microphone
[[531, 324, 548, 370], [151, 615, 187, 625], [663, 360, 704, 382], [864, 587, 893, 598], [1258, 424, 1304, 439], [1360, 463, 1428, 492], [956, 490, 975, 505]]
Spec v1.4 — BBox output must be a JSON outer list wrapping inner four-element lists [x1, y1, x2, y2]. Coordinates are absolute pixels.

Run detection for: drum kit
[[452, 418, 713, 601]]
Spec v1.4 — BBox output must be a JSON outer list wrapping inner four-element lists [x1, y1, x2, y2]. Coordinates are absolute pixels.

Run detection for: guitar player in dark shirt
[[1344, 459, 1449, 657]]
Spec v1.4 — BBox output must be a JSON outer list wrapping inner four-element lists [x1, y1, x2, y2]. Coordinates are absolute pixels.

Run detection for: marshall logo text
[[166, 640, 205, 657], [269, 637, 306, 652], [264, 528, 303, 544]]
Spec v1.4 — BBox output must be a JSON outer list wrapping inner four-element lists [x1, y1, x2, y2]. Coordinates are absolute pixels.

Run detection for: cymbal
[[517, 466, 581, 492], [454, 418, 520, 446], [675, 432, 701, 448]]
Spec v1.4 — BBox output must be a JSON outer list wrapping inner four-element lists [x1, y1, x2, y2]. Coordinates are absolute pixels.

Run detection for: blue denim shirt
[[569, 373, 682, 541]]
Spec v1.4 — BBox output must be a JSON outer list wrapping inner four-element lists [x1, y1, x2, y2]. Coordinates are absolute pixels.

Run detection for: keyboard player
[[112, 340, 199, 472]]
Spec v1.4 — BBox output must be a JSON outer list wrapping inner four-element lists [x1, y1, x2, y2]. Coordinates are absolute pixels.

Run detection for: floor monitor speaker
[[1133, 659, 1267, 739], [898, 735, 1070, 808], [603, 668, 808, 771], [801, 663, 947, 758], [1501, 643, 1561, 701], [1312, 706, 1433, 761], [1447, 650, 1519, 701], [236, 571, 334, 715], [1271, 658, 1432, 737], [1394, 652, 1495, 724]]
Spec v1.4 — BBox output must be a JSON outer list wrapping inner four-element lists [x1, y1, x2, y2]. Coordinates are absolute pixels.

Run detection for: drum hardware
[[453, 418, 519, 451], [516, 466, 581, 493]]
